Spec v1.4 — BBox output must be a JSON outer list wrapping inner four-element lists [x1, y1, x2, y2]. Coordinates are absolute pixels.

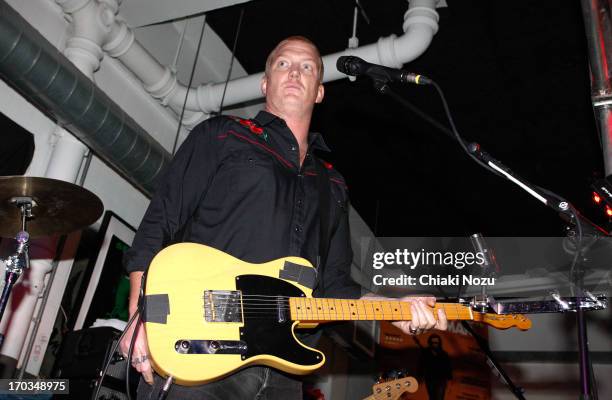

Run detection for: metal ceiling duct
[[0, 1, 170, 196]]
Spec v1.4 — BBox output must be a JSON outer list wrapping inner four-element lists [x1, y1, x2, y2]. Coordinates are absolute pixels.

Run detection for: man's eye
[[278, 60, 288, 67], [303, 64, 313, 71]]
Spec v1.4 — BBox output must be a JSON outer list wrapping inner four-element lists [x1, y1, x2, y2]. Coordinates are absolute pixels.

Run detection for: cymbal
[[0, 176, 104, 239]]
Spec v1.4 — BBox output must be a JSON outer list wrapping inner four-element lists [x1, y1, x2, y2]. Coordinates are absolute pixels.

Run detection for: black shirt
[[124, 111, 361, 299]]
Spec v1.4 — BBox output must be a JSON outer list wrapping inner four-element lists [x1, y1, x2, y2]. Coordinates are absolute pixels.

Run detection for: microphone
[[336, 55, 432, 85], [469, 233, 499, 276]]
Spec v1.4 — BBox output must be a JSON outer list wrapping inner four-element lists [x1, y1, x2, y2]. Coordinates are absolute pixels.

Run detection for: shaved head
[[265, 36, 324, 82]]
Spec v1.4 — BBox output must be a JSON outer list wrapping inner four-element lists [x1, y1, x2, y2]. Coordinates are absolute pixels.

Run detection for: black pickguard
[[236, 275, 321, 366]]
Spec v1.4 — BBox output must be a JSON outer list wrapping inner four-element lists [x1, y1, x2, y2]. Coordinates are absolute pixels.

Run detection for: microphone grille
[[336, 56, 361, 76]]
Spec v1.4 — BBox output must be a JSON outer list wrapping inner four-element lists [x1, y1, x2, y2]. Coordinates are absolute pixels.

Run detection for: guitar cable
[[126, 311, 174, 400], [124, 307, 142, 400], [124, 271, 175, 400]]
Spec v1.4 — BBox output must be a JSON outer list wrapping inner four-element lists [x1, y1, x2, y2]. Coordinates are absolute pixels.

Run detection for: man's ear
[[261, 76, 268, 96], [315, 83, 324, 104]]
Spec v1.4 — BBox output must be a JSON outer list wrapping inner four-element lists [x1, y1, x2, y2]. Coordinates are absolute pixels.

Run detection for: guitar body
[[144, 243, 324, 385]]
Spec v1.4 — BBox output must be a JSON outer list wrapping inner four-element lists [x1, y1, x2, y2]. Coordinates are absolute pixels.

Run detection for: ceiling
[[122, 0, 607, 236], [121, 0, 253, 28]]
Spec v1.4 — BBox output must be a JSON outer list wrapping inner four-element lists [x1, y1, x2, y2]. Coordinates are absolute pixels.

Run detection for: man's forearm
[[128, 271, 144, 316]]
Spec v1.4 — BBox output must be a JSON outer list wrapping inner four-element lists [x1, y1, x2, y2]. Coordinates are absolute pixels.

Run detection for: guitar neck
[[289, 298, 474, 322]]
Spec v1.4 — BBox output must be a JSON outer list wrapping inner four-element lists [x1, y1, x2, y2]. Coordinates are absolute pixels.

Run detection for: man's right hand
[[119, 318, 154, 384]]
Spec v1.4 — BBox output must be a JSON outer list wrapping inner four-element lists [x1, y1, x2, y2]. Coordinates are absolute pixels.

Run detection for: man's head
[[428, 334, 442, 349], [264, 36, 324, 82], [261, 36, 325, 119]]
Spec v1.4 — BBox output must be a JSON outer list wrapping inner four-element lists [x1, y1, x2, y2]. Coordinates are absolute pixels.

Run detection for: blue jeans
[[137, 366, 302, 400]]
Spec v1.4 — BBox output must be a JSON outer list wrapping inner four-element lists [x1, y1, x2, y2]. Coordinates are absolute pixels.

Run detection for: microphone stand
[[370, 78, 605, 400]]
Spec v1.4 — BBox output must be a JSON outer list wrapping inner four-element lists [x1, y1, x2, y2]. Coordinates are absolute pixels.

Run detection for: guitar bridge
[[204, 290, 243, 322]]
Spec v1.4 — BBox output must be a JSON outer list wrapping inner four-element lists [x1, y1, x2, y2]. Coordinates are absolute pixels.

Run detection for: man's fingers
[[405, 296, 435, 307], [142, 363, 154, 385], [133, 358, 154, 385], [436, 308, 448, 331], [410, 302, 422, 331], [417, 301, 436, 329]]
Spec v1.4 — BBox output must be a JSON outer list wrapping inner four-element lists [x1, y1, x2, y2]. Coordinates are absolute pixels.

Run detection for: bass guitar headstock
[[364, 376, 418, 400]]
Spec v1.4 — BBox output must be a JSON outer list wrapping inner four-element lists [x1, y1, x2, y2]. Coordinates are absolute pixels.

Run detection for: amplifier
[[53, 327, 137, 399]]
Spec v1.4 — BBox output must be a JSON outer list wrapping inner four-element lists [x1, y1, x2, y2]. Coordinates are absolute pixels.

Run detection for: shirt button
[[297, 199, 303, 207], [290, 145, 297, 151], [294, 226, 302, 232]]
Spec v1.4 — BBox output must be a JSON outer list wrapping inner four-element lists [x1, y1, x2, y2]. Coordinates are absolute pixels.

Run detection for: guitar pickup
[[175, 339, 247, 355]]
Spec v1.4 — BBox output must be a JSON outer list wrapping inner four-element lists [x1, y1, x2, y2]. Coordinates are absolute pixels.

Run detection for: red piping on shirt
[[303, 171, 347, 188]]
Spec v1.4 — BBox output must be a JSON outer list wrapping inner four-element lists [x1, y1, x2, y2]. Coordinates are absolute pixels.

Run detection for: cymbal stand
[[0, 198, 32, 324]]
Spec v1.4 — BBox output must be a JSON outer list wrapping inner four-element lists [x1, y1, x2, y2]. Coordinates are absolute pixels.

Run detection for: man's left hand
[[392, 296, 447, 335]]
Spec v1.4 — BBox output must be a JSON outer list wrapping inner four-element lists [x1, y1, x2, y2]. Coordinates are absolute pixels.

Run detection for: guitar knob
[[178, 340, 190, 354]]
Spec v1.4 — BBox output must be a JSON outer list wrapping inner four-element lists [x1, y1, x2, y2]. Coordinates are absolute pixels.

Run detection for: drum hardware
[[0, 176, 103, 324]]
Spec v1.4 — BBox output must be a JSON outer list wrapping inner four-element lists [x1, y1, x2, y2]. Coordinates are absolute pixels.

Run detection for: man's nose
[[289, 65, 300, 78]]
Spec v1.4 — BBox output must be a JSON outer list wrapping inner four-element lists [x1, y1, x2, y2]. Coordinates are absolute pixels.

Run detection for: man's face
[[261, 40, 324, 118]]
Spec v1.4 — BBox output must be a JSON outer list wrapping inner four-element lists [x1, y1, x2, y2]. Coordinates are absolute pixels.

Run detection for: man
[[417, 334, 452, 400], [121, 36, 447, 399]]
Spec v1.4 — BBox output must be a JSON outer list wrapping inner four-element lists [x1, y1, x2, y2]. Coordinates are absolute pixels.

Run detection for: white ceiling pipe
[[54, 0, 204, 127], [99, 0, 438, 115], [190, 0, 439, 113], [56, 0, 118, 78], [61, 0, 438, 122], [105, 22, 172, 96], [104, 21, 206, 126]]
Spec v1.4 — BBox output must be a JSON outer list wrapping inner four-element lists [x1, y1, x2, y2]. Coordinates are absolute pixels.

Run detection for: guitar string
[[204, 294, 474, 319], [203, 300, 472, 320], [209, 300, 470, 312], [222, 310, 462, 318], [211, 303, 470, 317], [219, 304, 468, 316]]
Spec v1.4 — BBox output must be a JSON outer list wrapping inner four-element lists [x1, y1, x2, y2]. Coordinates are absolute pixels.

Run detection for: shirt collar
[[253, 110, 278, 127], [253, 110, 331, 152]]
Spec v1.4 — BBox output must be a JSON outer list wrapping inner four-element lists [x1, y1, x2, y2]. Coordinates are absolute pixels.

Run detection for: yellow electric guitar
[[143, 243, 531, 385]]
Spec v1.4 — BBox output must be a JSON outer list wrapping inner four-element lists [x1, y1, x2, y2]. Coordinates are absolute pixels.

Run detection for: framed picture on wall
[[73, 211, 135, 330]]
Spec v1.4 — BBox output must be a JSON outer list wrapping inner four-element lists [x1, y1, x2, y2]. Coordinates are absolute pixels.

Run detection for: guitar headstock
[[472, 312, 532, 330], [371, 376, 418, 400]]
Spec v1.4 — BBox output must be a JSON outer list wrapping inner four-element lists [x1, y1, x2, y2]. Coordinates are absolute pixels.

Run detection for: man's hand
[[361, 294, 447, 335], [121, 271, 154, 384], [392, 296, 447, 335], [119, 318, 154, 384]]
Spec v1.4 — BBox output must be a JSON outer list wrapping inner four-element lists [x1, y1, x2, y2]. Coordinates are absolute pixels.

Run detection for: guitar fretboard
[[288, 298, 474, 322]]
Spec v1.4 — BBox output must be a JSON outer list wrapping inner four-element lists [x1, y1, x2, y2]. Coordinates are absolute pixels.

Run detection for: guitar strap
[[314, 157, 331, 295]]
